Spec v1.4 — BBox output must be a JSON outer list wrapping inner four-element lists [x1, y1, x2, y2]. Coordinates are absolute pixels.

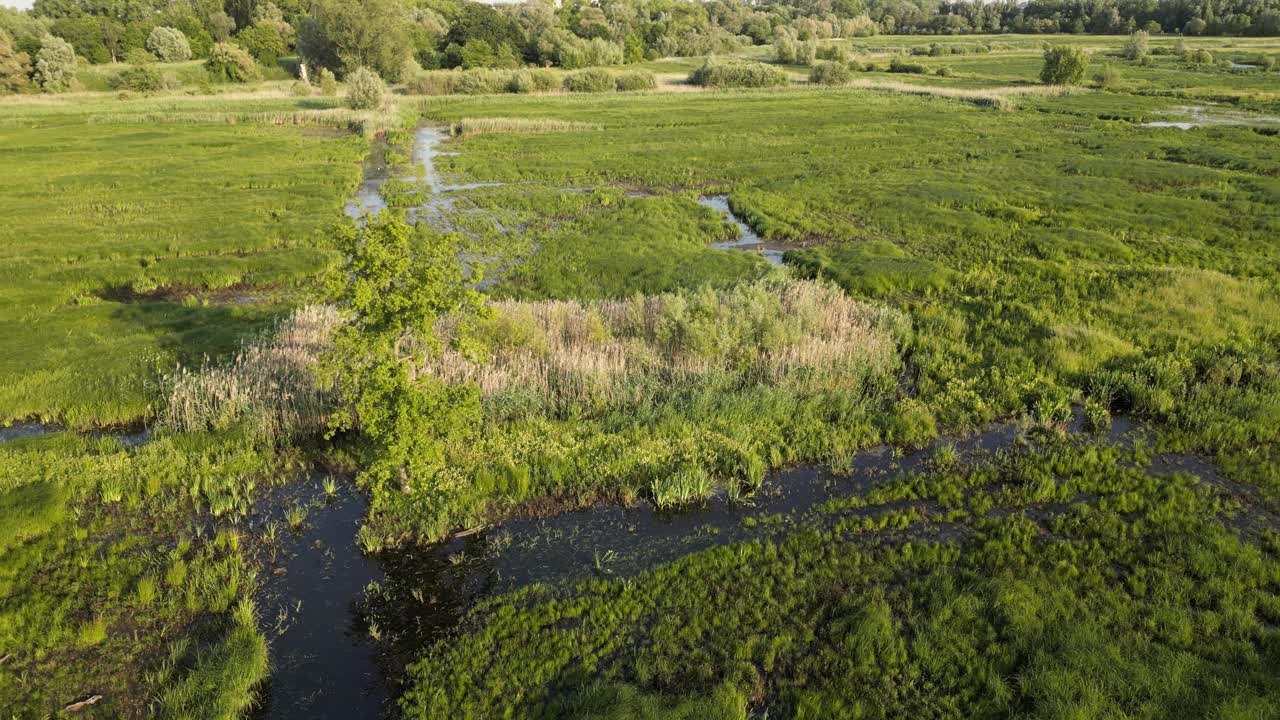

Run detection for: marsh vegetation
[[2, 17, 1280, 720]]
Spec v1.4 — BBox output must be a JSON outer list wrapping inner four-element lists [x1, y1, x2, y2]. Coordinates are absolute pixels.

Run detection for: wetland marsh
[[2, 24, 1280, 720]]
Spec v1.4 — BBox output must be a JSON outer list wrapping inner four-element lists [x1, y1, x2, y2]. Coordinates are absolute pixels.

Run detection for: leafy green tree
[[146, 26, 191, 62], [0, 29, 31, 94], [208, 11, 236, 42], [1183, 18, 1207, 35], [33, 34, 75, 92], [321, 213, 487, 502], [1040, 45, 1088, 85], [297, 0, 412, 80], [459, 37, 493, 69], [234, 22, 285, 66]]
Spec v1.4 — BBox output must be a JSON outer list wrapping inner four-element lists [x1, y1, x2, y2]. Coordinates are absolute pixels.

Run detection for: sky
[[1, 0, 34, 9]]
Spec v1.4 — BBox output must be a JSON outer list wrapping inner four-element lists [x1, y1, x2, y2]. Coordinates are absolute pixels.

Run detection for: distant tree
[[1122, 30, 1149, 61], [1040, 45, 1088, 85], [33, 34, 75, 92], [345, 65, 384, 109], [147, 27, 191, 63], [458, 38, 493, 69], [624, 33, 644, 63], [206, 41, 260, 82], [209, 12, 236, 42], [1184, 18, 1207, 36], [170, 16, 213, 58], [0, 29, 32, 94], [235, 22, 285, 66], [1143, 20, 1162, 34], [297, 0, 412, 80]]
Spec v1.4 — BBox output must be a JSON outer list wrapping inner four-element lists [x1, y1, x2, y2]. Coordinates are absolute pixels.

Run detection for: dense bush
[[1093, 64, 1121, 89], [688, 57, 787, 88], [345, 66, 385, 109], [290, 79, 311, 96], [888, 56, 927, 74], [815, 43, 847, 63], [614, 69, 656, 91], [318, 66, 337, 95], [110, 65, 172, 92], [557, 36, 623, 69], [33, 35, 75, 93], [146, 27, 191, 63], [563, 67, 614, 93], [1040, 45, 1089, 85], [234, 23, 286, 67], [205, 42, 260, 83], [809, 60, 851, 85]]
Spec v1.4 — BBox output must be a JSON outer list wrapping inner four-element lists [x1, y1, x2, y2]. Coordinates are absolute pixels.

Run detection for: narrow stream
[[252, 409, 1279, 719], [697, 195, 788, 266]]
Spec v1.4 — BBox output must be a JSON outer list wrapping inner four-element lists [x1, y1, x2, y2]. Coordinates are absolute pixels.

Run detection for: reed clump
[[452, 117, 603, 135], [162, 304, 341, 441], [425, 278, 904, 417]]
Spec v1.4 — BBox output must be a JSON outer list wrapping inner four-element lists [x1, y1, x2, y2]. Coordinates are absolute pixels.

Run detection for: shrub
[[1040, 45, 1088, 85], [816, 44, 847, 63], [34, 36, 75, 93], [614, 70, 655, 91], [887, 56, 927, 74], [124, 47, 154, 65], [529, 68, 558, 91], [1093, 64, 1121, 89], [110, 65, 169, 92], [563, 67, 615, 93], [0, 30, 32, 94], [1122, 30, 1149, 62], [773, 30, 797, 63], [458, 68, 505, 95], [689, 57, 787, 88], [809, 61, 850, 85], [346, 66, 385, 109], [1189, 49, 1214, 65], [507, 68, 533, 93], [935, 65, 954, 77], [797, 40, 817, 66], [147, 27, 191, 63], [290, 79, 311, 96], [318, 67, 337, 95], [406, 69, 460, 95], [206, 42, 261, 82]]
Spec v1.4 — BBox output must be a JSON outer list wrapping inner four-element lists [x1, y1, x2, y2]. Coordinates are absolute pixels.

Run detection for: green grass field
[[0, 97, 366, 426], [2, 33, 1280, 719]]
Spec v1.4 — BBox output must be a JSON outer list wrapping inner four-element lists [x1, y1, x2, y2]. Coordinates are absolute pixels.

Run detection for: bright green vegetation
[[0, 430, 284, 716], [402, 438, 1280, 718], [3, 32, 1280, 719], [0, 96, 365, 426]]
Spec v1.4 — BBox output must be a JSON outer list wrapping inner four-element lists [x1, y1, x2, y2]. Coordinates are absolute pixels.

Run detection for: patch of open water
[[1142, 104, 1280, 129]]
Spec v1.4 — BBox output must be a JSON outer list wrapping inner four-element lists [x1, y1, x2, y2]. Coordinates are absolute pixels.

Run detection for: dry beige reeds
[[425, 279, 903, 410], [162, 304, 341, 440], [451, 117, 603, 135]]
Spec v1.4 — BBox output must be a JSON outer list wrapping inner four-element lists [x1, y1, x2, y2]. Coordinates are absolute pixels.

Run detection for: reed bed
[[85, 107, 391, 134], [451, 117, 603, 135], [426, 279, 904, 416], [845, 79, 1074, 108], [162, 304, 341, 441]]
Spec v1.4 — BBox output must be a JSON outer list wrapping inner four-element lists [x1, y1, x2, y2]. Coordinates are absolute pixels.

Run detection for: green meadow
[[2, 33, 1280, 720]]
